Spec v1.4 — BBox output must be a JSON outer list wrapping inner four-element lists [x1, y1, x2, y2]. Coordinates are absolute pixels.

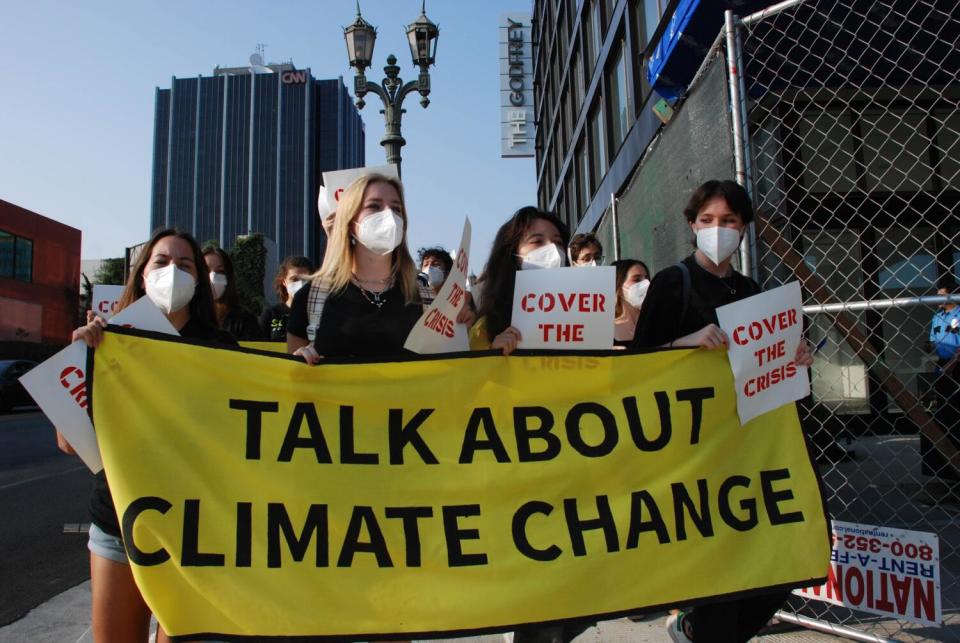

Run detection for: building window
[[589, 98, 607, 189], [606, 40, 633, 151], [591, 2, 604, 66], [644, 0, 667, 43], [0, 231, 33, 282], [577, 139, 591, 208], [571, 48, 583, 113]]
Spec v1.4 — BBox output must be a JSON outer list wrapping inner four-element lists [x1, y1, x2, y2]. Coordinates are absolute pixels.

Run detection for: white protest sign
[[795, 520, 941, 627], [404, 218, 472, 354], [92, 285, 124, 319], [19, 297, 179, 473], [715, 281, 809, 425], [511, 266, 615, 349], [320, 164, 398, 214]]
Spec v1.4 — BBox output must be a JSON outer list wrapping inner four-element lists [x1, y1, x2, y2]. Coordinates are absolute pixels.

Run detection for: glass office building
[[150, 64, 364, 263]]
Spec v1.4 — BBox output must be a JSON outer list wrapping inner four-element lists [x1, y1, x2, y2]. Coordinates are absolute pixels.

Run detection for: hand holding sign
[[511, 266, 616, 349], [715, 281, 810, 424]]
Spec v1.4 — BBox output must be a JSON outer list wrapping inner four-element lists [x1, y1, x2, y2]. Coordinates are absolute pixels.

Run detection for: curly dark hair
[[417, 246, 453, 274]]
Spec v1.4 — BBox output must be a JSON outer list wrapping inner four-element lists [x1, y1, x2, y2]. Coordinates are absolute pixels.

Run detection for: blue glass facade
[[150, 71, 364, 263]]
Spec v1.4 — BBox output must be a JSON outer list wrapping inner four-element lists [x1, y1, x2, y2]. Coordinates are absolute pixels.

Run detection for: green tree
[[229, 234, 266, 316], [94, 258, 125, 285]]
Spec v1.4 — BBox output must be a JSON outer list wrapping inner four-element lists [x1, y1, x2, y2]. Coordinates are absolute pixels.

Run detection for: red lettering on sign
[[520, 292, 606, 313], [537, 323, 584, 343], [59, 366, 88, 410], [743, 361, 797, 397], [732, 308, 799, 346]]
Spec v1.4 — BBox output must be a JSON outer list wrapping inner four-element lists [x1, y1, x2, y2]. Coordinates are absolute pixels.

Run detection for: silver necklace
[[352, 277, 393, 309]]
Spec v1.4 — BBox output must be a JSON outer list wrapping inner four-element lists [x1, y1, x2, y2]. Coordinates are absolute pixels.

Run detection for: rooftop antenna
[[249, 43, 274, 74]]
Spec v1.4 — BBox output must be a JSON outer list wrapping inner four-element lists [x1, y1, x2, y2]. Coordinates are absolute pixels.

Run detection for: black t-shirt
[[631, 254, 761, 348], [259, 302, 290, 341], [222, 307, 262, 341], [287, 281, 423, 358], [89, 318, 238, 538]]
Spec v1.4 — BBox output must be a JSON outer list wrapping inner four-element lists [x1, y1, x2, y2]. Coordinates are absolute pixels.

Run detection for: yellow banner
[[238, 340, 287, 354], [91, 328, 830, 640]]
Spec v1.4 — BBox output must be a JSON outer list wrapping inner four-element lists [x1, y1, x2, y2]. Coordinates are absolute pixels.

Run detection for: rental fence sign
[[795, 520, 942, 627]]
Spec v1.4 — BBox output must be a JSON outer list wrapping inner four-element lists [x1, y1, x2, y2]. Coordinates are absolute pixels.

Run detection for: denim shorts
[[88, 523, 129, 565]]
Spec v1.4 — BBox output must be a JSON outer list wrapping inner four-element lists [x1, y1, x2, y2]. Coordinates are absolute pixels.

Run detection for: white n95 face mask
[[356, 208, 404, 255], [520, 243, 566, 270], [624, 279, 650, 308], [426, 265, 445, 287], [286, 279, 305, 299], [209, 272, 228, 300], [696, 226, 742, 265], [145, 263, 196, 314]]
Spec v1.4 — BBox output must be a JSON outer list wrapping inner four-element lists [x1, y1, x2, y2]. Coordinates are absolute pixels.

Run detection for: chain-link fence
[[726, 0, 960, 639]]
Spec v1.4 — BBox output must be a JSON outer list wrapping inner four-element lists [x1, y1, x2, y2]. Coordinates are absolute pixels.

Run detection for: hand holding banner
[[715, 281, 810, 424], [511, 266, 615, 349], [405, 218, 472, 353]]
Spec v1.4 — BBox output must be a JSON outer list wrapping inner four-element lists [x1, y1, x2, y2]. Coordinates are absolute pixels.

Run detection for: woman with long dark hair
[[68, 228, 236, 642], [470, 206, 570, 354], [612, 258, 650, 346], [202, 245, 262, 340]]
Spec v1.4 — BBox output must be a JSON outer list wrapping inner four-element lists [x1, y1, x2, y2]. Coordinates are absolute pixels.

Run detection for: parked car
[[0, 360, 38, 412]]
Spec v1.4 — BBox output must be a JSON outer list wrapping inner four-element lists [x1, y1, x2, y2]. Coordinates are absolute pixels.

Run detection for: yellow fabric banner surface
[[91, 328, 830, 640], [238, 340, 287, 354]]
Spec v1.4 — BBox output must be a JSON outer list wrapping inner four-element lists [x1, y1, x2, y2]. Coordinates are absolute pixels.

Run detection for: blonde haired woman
[[287, 173, 427, 361]]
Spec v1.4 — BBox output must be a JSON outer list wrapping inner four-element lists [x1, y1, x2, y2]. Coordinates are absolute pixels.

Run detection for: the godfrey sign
[[499, 13, 535, 158]]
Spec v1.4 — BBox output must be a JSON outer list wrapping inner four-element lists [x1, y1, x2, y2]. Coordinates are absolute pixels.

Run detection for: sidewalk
[[0, 581, 845, 643]]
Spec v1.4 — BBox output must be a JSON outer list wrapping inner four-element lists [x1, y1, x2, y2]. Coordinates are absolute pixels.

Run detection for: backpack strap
[[675, 261, 692, 330], [305, 279, 330, 342]]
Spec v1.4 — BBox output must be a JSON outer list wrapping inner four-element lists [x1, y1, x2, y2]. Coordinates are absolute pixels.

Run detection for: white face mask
[[520, 243, 566, 270], [425, 265, 445, 288], [355, 208, 404, 256], [209, 272, 227, 300], [576, 259, 597, 268], [286, 278, 305, 300], [624, 279, 650, 308], [695, 226, 742, 265], [145, 263, 196, 315]]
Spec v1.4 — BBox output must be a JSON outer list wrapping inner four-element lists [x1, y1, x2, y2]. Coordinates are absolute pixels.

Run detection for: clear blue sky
[[0, 0, 536, 273]]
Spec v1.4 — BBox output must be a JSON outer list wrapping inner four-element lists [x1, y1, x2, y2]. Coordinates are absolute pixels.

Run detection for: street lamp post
[[343, 1, 439, 178]]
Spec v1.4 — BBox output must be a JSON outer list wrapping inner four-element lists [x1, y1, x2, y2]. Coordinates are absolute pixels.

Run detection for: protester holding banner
[[287, 173, 430, 361], [612, 259, 650, 347], [68, 228, 237, 642], [568, 232, 603, 266], [203, 245, 262, 340], [630, 180, 812, 642], [469, 206, 570, 354], [259, 255, 315, 341]]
